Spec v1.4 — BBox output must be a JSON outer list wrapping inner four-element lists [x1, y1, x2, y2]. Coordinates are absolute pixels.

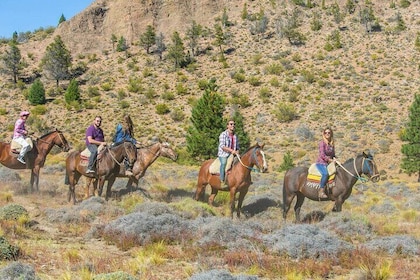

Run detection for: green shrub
[[31, 105, 47, 116], [170, 108, 185, 122], [273, 102, 297, 123], [278, 151, 295, 172], [156, 104, 170, 115], [248, 76, 261, 86], [93, 271, 136, 280], [64, 79, 80, 104], [0, 204, 28, 220], [0, 236, 20, 260], [28, 79, 46, 105]]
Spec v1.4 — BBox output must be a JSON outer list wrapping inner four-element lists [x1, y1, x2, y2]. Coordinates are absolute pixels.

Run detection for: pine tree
[[140, 25, 156, 54], [401, 93, 420, 182], [65, 79, 80, 104], [1, 41, 22, 83], [186, 78, 225, 159], [167, 31, 185, 69], [58, 14, 66, 25], [155, 32, 166, 60], [116, 36, 128, 52], [28, 79, 46, 105], [41, 36, 72, 87], [186, 21, 203, 57]]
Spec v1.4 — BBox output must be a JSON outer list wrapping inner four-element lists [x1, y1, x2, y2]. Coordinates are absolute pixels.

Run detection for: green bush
[[0, 204, 28, 221], [64, 79, 80, 104], [273, 102, 297, 123], [28, 79, 46, 105], [278, 151, 295, 172], [155, 104, 170, 115], [93, 271, 136, 280], [0, 236, 20, 260]]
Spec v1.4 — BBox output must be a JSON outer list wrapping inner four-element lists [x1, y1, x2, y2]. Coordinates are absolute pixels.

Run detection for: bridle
[[336, 156, 379, 182], [107, 142, 136, 166], [236, 146, 267, 173], [36, 131, 67, 151]]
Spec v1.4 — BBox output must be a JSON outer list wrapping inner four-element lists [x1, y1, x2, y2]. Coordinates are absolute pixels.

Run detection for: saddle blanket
[[79, 145, 106, 166], [209, 154, 234, 175], [10, 137, 33, 154], [306, 162, 336, 188]]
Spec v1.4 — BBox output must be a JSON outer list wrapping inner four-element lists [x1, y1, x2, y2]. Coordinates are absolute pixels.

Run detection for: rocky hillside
[[1, 0, 419, 180]]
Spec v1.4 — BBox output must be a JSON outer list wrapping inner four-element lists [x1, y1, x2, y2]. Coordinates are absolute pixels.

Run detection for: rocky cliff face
[[55, 0, 237, 54]]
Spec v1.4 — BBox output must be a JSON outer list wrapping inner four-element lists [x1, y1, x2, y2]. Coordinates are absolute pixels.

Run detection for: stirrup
[[318, 189, 327, 198]]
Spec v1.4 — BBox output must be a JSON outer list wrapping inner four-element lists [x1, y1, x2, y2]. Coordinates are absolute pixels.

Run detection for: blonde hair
[[322, 127, 334, 146]]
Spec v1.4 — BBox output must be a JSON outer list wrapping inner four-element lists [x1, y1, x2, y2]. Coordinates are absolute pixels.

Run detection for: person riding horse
[[85, 116, 107, 174], [13, 111, 31, 164]]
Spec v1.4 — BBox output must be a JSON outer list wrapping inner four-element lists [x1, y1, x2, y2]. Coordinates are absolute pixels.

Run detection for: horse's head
[[54, 129, 71, 152], [251, 143, 268, 173], [161, 142, 178, 161], [361, 151, 380, 183]]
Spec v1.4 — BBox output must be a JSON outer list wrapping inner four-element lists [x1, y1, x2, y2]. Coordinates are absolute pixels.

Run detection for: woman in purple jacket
[[316, 127, 336, 198]]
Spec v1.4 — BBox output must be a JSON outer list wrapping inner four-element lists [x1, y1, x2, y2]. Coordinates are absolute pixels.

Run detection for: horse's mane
[[39, 129, 58, 139], [342, 152, 372, 166], [232, 144, 259, 166]]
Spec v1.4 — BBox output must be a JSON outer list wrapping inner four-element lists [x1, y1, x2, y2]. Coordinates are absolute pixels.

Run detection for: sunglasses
[[228, 123, 235, 126], [324, 131, 331, 135]]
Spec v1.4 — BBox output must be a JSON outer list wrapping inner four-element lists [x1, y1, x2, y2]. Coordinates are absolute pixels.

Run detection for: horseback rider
[[13, 111, 30, 164], [113, 114, 137, 176], [218, 119, 239, 187], [85, 116, 107, 174], [316, 127, 336, 198]]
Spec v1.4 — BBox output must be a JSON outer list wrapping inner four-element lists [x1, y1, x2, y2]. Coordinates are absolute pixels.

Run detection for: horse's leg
[[68, 172, 81, 204], [294, 193, 305, 222], [332, 197, 344, 212], [236, 189, 248, 219], [282, 192, 296, 221], [30, 166, 40, 192], [208, 187, 218, 206], [229, 187, 237, 219], [97, 177, 106, 197], [85, 177, 93, 198], [105, 177, 116, 201], [194, 177, 207, 202]]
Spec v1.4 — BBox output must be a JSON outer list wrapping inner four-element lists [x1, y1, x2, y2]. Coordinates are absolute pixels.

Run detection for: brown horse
[[85, 140, 178, 196], [65, 141, 137, 204], [0, 129, 70, 191], [194, 143, 268, 218], [283, 151, 380, 222]]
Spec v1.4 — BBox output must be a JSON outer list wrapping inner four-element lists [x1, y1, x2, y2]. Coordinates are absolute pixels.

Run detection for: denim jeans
[[87, 144, 98, 170], [219, 156, 228, 181], [316, 163, 328, 188]]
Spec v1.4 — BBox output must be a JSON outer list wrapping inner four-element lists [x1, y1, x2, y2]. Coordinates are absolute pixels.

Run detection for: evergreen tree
[[186, 21, 203, 57], [116, 36, 128, 52], [65, 79, 80, 104], [186, 78, 225, 159], [231, 110, 250, 153], [41, 36, 72, 87], [401, 93, 420, 182], [167, 31, 185, 69], [155, 32, 166, 60], [1, 41, 22, 83], [140, 25, 156, 54], [58, 14, 66, 25], [28, 79, 46, 105], [213, 24, 228, 54]]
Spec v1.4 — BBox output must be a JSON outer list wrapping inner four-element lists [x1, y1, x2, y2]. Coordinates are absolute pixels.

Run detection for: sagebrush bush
[[0, 236, 20, 260], [0, 204, 28, 221]]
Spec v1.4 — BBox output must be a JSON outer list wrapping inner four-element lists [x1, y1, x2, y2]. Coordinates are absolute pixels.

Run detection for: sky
[[0, 0, 94, 38]]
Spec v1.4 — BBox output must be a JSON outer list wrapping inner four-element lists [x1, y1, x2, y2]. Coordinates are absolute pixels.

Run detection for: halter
[[336, 156, 379, 182], [236, 146, 267, 173]]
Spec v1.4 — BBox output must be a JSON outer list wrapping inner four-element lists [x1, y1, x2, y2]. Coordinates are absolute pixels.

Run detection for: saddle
[[209, 154, 234, 175], [80, 144, 106, 164], [306, 162, 336, 188], [10, 137, 33, 154]]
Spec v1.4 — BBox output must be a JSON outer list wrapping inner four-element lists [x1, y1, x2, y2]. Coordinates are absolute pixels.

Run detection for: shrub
[[278, 151, 295, 172], [0, 237, 20, 260], [273, 102, 297, 123], [28, 79, 46, 105], [0, 204, 29, 220], [64, 79, 80, 104], [156, 104, 170, 115]]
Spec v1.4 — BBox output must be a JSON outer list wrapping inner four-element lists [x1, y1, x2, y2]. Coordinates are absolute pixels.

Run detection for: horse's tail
[[282, 170, 290, 216]]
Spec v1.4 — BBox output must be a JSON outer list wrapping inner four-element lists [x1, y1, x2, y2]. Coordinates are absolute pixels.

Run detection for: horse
[[283, 151, 380, 222], [65, 141, 137, 204], [0, 129, 70, 192], [194, 143, 268, 218], [85, 140, 178, 197]]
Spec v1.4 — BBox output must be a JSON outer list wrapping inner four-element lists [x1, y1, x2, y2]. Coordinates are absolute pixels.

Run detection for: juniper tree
[[140, 25, 156, 54], [65, 78, 80, 104], [186, 78, 225, 159], [41, 36, 72, 87], [186, 21, 203, 57], [58, 14, 66, 25], [1, 41, 22, 83], [401, 93, 420, 182], [28, 79, 46, 105]]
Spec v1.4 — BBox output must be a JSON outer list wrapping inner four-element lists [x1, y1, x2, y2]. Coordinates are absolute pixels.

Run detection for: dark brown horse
[[0, 129, 70, 191], [283, 151, 380, 222], [65, 141, 137, 204], [85, 140, 178, 195], [194, 143, 268, 218]]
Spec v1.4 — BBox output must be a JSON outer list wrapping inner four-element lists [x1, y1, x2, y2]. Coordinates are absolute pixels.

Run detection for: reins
[[105, 143, 131, 166], [335, 157, 378, 182], [236, 147, 265, 173]]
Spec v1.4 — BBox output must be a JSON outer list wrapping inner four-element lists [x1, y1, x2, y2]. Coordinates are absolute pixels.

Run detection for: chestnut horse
[[0, 129, 70, 191], [194, 143, 268, 218], [283, 151, 380, 222], [85, 140, 178, 197], [65, 141, 137, 204]]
